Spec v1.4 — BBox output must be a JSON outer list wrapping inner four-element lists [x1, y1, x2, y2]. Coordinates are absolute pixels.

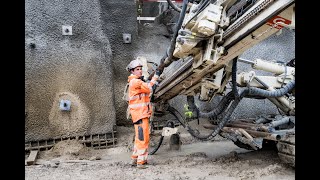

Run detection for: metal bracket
[[59, 99, 71, 111], [162, 127, 178, 136], [123, 33, 131, 44], [62, 25, 72, 35]]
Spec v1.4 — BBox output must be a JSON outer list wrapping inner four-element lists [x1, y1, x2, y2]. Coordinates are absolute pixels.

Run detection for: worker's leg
[[131, 125, 139, 164], [132, 118, 150, 165], [130, 144, 138, 165]]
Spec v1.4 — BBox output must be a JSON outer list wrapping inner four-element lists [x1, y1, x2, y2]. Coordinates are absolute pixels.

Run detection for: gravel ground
[[25, 120, 295, 180]]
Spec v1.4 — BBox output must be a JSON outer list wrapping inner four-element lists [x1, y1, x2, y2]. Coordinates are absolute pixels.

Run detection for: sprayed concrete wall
[[98, 0, 140, 126], [25, 0, 116, 141], [100, 1, 174, 126]]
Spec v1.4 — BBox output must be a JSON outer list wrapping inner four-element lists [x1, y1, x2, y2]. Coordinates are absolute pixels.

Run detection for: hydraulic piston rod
[[238, 58, 294, 75], [238, 58, 255, 65]]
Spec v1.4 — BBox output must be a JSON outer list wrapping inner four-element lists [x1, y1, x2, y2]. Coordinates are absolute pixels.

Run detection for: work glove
[[139, 76, 145, 82], [155, 70, 161, 76]]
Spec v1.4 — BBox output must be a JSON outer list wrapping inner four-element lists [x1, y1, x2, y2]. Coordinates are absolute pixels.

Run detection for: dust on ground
[[25, 120, 295, 180]]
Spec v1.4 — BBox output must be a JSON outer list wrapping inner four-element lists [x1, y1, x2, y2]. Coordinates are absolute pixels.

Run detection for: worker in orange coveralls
[[126, 59, 160, 169]]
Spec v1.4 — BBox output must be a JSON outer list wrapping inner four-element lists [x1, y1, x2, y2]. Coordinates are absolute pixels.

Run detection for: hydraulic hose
[[167, 0, 182, 12], [248, 80, 295, 97], [187, 96, 197, 111], [232, 57, 239, 99], [190, 81, 294, 140], [167, 106, 188, 129], [162, 0, 189, 67], [198, 91, 234, 119], [156, 76, 294, 142], [161, 79, 294, 141], [149, 120, 175, 155], [149, 136, 164, 155], [187, 89, 249, 140], [165, 90, 241, 141], [181, 80, 294, 140], [148, 0, 189, 81]]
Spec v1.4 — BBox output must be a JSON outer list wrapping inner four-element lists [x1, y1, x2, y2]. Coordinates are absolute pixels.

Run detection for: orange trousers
[[131, 118, 150, 165]]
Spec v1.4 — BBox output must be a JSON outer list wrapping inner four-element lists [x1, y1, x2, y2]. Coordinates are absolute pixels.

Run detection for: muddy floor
[[25, 120, 295, 180]]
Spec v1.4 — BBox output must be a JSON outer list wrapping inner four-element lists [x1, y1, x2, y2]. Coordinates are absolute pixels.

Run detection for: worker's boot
[[130, 159, 137, 166], [136, 163, 148, 169]]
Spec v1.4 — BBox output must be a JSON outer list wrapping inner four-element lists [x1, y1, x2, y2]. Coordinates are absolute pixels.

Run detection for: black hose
[[149, 120, 176, 155], [187, 96, 197, 111], [148, 0, 189, 81], [149, 0, 189, 101], [165, 91, 238, 141], [286, 58, 295, 67], [160, 79, 294, 141], [187, 89, 249, 140], [178, 79, 294, 140], [198, 91, 234, 119], [167, 0, 181, 12], [232, 57, 239, 99], [248, 80, 295, 97], [165, 0, 189, 66], [167, 106, 188, 128], [184, 91, 234, 123], [149, 136, 164, 155]]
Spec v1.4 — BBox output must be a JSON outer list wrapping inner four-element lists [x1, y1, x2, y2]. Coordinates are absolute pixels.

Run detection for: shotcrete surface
[[25, 0, 116, 141]]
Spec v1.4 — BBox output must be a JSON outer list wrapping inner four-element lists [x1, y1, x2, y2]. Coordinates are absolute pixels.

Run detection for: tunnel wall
[[25, 0, 116, 141], [98, 0, 140, 126]]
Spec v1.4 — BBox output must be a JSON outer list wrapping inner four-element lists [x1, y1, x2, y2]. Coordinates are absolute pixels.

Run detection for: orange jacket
[[128, 74, 158, 123]]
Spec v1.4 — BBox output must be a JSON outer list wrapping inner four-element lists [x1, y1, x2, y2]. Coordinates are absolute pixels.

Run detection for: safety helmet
[[126, 59, 143, 72]]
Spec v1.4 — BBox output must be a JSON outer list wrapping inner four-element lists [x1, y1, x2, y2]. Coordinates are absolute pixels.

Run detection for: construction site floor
[[25, 121, 295, 180]]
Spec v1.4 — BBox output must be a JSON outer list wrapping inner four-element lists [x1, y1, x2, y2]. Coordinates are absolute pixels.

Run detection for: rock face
[[25, 0, 116, 141]]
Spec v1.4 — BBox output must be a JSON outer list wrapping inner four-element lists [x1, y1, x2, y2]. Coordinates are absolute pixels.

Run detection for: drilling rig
[[129, 0, 295, 167]]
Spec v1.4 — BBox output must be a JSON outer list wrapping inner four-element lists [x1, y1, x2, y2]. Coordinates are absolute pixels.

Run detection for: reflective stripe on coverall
[[128, 74, 158, 164], [131, 118, 150, 164]]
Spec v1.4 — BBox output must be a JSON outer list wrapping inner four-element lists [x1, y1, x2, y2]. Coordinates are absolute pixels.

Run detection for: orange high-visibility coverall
[[128, 74, 158, 165]]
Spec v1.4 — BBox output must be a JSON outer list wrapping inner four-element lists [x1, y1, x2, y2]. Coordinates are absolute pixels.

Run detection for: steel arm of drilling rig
[[235, 57, 295, 115], [147, 1, 295, 166], [152, 0, 295, 110]]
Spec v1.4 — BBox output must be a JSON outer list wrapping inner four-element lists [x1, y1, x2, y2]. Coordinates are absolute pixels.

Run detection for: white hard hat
[[126, 59, 143, 72]]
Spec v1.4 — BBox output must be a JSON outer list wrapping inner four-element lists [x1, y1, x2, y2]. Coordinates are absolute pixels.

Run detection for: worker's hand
[[155, 70, 161, 76]]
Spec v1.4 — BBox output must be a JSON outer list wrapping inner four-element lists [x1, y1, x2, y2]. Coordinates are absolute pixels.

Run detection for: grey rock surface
[[25, 0, 115, 141]]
